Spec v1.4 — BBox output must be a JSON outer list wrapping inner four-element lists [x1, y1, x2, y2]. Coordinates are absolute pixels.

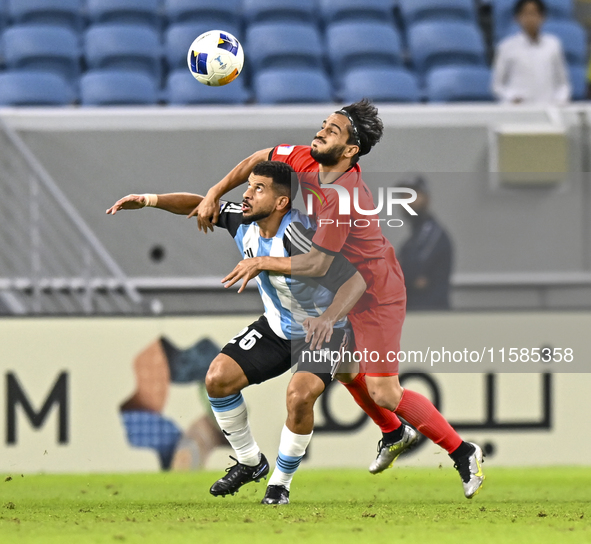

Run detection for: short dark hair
[[252, 160, 299, 202], [338, 98, 384, 166], [514, 0, 546, 16]]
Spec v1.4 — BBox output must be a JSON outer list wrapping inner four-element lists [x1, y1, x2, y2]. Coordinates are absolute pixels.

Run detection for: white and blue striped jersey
[[216, 202, 357, 340]]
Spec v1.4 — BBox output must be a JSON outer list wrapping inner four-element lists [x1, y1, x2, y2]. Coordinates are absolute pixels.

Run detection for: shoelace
[[225, 456, 240, 473]]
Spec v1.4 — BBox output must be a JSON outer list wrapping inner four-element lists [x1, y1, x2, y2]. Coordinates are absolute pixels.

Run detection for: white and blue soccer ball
[[187, 30, 244, 86]]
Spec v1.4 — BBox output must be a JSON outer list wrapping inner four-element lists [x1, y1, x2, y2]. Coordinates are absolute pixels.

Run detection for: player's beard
[[242, 206, 274, 224], [310, 143, 347, 166]]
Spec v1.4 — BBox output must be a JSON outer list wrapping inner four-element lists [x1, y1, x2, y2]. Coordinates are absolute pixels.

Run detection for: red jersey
[[271, 144, 406, 312]]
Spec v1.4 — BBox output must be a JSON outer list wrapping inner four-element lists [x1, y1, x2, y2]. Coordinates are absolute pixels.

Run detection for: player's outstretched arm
[[188, 147, 273, 232], [106, 193, 203, 216], [303, 272, 366, 350], [222, 248, 335, 293]]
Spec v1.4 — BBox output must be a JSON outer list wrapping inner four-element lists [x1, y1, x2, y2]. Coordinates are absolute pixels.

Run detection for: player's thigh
[[294, 326, 351, 386], [349, 302, 404, 375], [220, 316, 292, 386]]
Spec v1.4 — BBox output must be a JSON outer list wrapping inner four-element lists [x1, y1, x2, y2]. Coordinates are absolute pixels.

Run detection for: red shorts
[[348, 301, 406, 376]]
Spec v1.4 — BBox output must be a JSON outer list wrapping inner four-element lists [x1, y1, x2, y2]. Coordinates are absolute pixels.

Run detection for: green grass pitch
[[1, 467, 590, 543]]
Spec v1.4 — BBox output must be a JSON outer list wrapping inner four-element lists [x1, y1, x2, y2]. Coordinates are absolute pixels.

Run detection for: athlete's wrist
[[142, 194, 158, 207]]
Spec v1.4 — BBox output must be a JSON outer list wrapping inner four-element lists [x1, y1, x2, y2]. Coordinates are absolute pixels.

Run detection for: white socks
[[208, 393, 261, 466], [268, 425, 313, 490]]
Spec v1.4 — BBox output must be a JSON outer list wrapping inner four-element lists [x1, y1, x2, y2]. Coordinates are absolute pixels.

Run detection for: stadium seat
[[569, 64, 588, 100], [339, 67, 420, 103], [407, 21, 487, 75], [165, 69, 249, 105], [426, 66, 493, 102], [398, 0, 476, 25], [80, 70, 159, 106], [164, 0, 241, 28], [246, 22, 324, 72], [242, 0, 316, 24], [492, 0, 574, 41], [0, 71, 74, 106], [0, 0, 6, 31], [254, 68, 333, 104], [6, 0, 84, 31], [84, 24, 162, 80], [165, 23, 241, 70], [1, 25, 80, 84], [326, 21, 403, 79], [543, 20, 588, 66], [320, 0, 394, 24], [87, 0, 161, 30]]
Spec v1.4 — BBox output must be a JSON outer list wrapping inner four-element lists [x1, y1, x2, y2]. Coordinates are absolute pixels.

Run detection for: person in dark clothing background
[[397, 176, 454, 310]]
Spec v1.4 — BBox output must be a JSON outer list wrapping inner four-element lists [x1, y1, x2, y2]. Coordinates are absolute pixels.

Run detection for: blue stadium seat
[[320, 0, 394, 24], [407, 21, 487, 75], [326, 21, 403, 79], [543, 20, 588, 66], [165, 23, 242, 70], [254, 68, 333, 104], [243, 0, 316, 24], [164, 0, 241, 28], [0, 0, 6, 31], [492, 0, 574, 41], [1, 25, 80, 84], [0, 71, 74, 106], [87, 0, 161, 30], [84, 24, 162, 80], [426, 66, 493, 102], [165, 69, 249, 105], [246, 22, 323, 72], [398, 0, 476, 25], [80, 70, 159, 106], [569, 65, 587, 100], [7, 0, 84, 31], [340, 67, 420, 103]]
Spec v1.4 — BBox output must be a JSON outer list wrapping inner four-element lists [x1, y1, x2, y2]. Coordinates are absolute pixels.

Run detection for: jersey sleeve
[[285, 221, 357, 293], [311, 188, 351, 255], [215, 201, 245, 238], [270, 145, 312, 170]]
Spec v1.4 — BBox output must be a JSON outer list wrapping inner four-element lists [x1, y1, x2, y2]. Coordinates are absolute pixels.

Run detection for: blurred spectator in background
[[492, 0, 571, 104], [398, 177, 453, 311]]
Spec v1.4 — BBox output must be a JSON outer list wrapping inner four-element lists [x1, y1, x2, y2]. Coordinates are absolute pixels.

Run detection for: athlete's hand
[[106, 194, 148, 215], [189, 192, 219, 233], [222, 257, 262, 293], [303, 315, 335, 351]]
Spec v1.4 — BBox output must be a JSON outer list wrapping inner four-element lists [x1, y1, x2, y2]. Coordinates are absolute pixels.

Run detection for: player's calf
[[262, 372, 324, 504]]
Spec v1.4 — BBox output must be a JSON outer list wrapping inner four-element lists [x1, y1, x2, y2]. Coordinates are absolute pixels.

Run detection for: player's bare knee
[[286, 386, 317, 420], [205, 356, 244, 398], [368, 385, 402, 412]]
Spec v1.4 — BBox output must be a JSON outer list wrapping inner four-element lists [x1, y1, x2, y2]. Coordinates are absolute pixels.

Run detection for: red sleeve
[[270, 145, 312, 171], [311, 188, 350, 255]]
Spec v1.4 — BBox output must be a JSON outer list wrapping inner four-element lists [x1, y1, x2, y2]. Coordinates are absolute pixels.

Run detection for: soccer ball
[[187, 30, 244, 87]]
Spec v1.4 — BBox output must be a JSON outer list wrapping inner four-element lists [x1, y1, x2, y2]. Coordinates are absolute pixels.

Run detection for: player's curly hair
[[339, 98, 384, 165]]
